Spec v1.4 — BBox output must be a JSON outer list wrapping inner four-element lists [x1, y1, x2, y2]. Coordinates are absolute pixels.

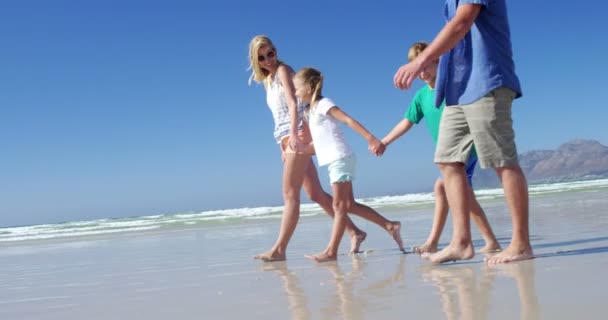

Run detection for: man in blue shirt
[[393, 0, 533, 264]]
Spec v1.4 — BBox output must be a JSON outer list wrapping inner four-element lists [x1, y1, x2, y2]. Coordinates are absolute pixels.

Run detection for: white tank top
[[266, 73, 305, 143]]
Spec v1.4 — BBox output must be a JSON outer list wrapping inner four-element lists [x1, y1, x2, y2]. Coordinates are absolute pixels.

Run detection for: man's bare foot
[[305, 251, 337, 263], [484, 244, 533, 264], [350, 231, 367, 253], [478, 242, 502, 253], [387, 221, 404, 252], [254, 249, 286, 262], [413, 242, 438, 254], [427, 243, 475, 264]]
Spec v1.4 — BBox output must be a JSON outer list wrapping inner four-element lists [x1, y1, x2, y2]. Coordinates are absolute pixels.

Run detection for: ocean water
[[1, 179, 607, 243]]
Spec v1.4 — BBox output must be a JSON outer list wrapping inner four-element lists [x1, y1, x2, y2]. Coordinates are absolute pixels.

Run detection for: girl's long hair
[[295, 67, 324, 112]]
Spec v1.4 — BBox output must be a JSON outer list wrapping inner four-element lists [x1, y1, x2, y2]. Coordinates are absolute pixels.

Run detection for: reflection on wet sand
[[259, 261, 310, 320], [260, 255, 540, 319], [422, 260, 540, 320], [262, 255, 407, 319], [318, 255, 406, 320], [363, 254, 406, 292], [421, 264, 491, 320], [490, 261, 541, 320]]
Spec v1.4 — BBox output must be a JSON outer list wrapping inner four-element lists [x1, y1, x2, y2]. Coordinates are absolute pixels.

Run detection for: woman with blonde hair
[[248, 35, 367, 261]]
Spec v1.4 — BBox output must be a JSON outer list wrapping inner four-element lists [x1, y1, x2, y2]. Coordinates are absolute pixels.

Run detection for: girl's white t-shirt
[[307, 97, 352, 166]]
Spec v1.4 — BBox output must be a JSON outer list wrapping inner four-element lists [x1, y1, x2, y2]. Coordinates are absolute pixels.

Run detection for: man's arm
[[393, 4, 482, 90]]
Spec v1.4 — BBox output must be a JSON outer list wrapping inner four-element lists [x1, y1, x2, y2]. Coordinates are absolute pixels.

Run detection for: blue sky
[[1, 1, 607, 227]]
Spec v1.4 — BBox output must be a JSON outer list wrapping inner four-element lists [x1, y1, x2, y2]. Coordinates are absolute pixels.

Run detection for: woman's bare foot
[[478, 242, 502, 253], [254, 249, 286, 262], [484, 244, 533, 264], [427, 242, 475, 264], [413, 242, 438, 254], [350, 231, 367, 253], [387, 221, 404, 252], [305, 250, 338, 263]]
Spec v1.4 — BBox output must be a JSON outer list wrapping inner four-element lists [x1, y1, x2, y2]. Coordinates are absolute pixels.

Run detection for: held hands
[[368, 137, 386, 157], [287, 133, 315, 154], [287, 133, 302, 152]]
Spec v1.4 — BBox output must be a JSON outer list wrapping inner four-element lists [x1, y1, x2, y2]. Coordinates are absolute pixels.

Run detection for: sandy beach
[[1, 187, 608, 319]]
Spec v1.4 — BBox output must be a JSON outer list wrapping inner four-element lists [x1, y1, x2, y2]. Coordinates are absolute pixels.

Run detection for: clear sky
[[1, 1, 607, 227]]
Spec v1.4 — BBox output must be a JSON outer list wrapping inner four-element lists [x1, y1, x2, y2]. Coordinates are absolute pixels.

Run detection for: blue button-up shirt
[[435, 0, 522, 107]]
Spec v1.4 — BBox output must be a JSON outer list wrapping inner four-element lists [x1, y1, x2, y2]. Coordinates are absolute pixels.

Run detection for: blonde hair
[[247, 35, 282, 85], [295, 67, 324, 109], [408, 42, 429, 62]]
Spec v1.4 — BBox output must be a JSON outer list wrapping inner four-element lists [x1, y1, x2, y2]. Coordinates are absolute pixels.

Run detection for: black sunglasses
[[258, 50, 276, 62]]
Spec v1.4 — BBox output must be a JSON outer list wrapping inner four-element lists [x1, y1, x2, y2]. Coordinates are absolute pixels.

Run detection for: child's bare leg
[[426, 163, 475, 264], [305, 181, 351, 263], [415, 178, 448, 254], [469, 188, 501, 253], [349, 202, 404, 252], [254, 153, 310, 262], [302, 161, 366, 253], [349, 231, 367, 254]]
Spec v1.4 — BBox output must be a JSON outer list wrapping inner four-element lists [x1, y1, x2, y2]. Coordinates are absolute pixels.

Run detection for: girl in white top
[[294, 67, 405, 263], [248, 35, 368, 262]]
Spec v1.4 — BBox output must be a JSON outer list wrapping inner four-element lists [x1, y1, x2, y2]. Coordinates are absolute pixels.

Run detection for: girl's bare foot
[[254, 249, 286, 262], [427, 242, 475, 264], [350, 231, 367, 253], [387, 221, 404, 252], [413, 242, 438, 254], [484, 244, 533, 264], [305, 250, 337, 263]]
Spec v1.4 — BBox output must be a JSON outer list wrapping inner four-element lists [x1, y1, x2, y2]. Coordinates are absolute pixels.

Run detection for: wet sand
[[1, 188, 607, 319]]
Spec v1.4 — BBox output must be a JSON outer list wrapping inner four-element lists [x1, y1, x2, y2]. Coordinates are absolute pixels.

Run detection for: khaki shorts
[[434, 87, 519, 169]]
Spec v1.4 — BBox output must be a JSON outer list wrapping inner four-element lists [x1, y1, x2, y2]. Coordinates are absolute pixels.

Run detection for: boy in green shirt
[[379, 42, 500, 254]]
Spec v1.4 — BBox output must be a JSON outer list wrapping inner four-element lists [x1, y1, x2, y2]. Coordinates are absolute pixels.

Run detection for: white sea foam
[[0, 226, 160, 242], [1, 179, 606, 243]]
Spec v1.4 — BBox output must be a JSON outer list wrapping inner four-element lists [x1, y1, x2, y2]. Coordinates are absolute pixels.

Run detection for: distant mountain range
[[472, 139, 608, 187]]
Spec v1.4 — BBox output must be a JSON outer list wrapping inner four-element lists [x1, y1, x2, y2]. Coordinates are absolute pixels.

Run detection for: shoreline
[[2, 178, 607, 245]]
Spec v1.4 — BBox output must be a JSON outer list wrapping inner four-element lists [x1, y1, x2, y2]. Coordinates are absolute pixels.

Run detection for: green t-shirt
[[405, 84, 444, 144], [405, 84, 476, 157]]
